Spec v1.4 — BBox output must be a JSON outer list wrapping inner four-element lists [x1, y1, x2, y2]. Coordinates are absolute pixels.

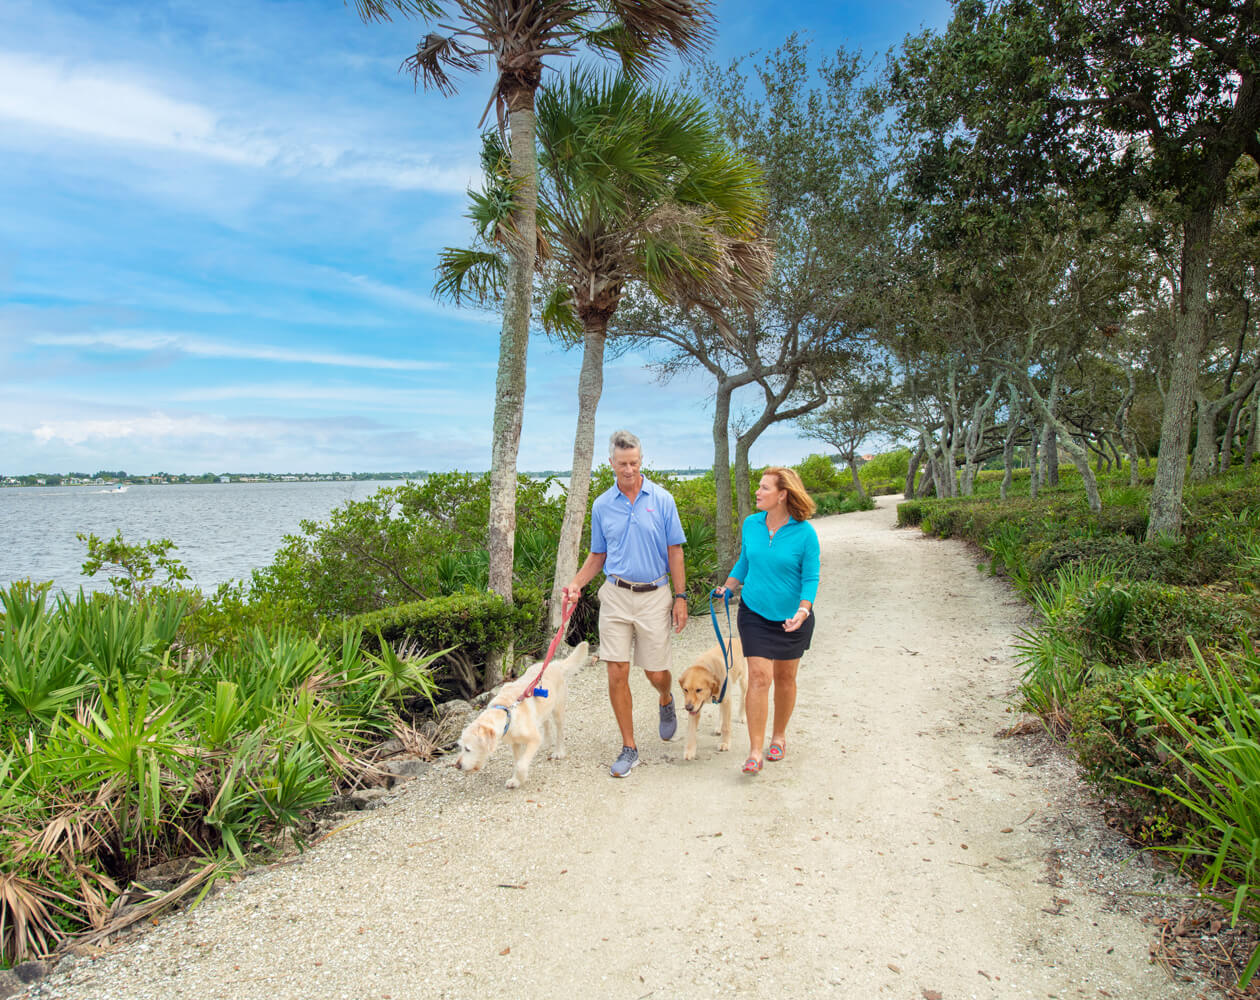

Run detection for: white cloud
[[30, 330, 445, 371], [338, 271, 500, 324], [170, 382, 469, 410], [0, 50, 474, 192]]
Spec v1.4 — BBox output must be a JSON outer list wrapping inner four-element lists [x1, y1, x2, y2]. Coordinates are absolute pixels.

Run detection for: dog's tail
[[555, 640, 589, 672]]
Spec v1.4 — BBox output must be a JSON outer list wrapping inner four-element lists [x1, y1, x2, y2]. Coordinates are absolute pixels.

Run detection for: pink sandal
[[766, 741, 785, 762], [742, 756, 763, 774]]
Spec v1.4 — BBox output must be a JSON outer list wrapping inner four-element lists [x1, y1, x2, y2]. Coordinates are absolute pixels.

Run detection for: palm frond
[[540, 285, 582, 340], [433, 247, 509, 305], [350, 0, 442, 24], [601, 1, 716, 64], [402, 31, 482, 96]]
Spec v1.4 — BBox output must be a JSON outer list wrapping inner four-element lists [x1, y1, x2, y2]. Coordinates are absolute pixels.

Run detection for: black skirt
[[737, 600, 815, 660]]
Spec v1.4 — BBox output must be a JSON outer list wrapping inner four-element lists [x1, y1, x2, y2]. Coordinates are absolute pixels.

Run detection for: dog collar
[[490, 704, 512, 735]]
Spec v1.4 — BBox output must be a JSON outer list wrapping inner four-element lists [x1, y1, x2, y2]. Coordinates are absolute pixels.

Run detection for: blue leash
[[708, 589, 733, 704]]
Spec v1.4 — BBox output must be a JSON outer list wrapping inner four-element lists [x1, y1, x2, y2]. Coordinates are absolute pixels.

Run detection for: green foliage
[[341, 586, 544, 697], [77, 530, 192, 598], [859, 449, 911, 485], [794, 453, 841, 493], [1134, 641, 1260, 985], [0, 580, 448, 964], [813, 491, 876, 516]]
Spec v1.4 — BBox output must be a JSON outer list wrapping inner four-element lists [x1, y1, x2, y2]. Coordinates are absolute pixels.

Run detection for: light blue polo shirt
[[590, 475, 686, 583]]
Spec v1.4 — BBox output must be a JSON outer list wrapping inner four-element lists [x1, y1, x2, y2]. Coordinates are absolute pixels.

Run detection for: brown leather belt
[[612, 576, 665, 593]]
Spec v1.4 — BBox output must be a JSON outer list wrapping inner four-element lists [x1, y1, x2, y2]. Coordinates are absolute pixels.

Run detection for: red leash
[[517, 593, 576, 702]]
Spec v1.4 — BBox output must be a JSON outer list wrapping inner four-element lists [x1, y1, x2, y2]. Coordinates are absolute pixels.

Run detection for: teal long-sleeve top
[[729, 512, 821, 621]]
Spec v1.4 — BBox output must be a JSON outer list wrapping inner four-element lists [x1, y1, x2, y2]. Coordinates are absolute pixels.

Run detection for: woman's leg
[[744, 654, 773, 761], [770, 658, 801, 745]]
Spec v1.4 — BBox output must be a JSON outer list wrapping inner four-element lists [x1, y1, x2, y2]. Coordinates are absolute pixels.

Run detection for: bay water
[[0, 480, 408, 594]]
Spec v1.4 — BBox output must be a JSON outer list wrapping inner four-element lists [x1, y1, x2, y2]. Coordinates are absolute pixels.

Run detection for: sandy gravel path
[[30, 495, 1202, 1000]]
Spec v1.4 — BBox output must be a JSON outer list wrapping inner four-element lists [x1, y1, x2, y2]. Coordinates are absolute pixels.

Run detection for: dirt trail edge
[[30, 496, 1202, 1000]]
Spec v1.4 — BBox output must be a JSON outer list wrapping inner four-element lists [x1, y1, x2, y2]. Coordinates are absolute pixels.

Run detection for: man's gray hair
[[608, 429, 642, 460]]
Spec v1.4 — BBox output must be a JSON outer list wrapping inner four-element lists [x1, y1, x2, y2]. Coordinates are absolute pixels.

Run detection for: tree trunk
[[1000, 383, 1020, 501], [1245, 385, 1259, 472], [1220, 393, 1246, 474], [713, 381, 737, 572], [916, 456, 936, 498], [1028, 431, 1040, 499], [1192, 367, 1260, 480], [904, 441, 925, 497], [733, 440, 754, 525], [487, 102, 540, 608], [1013, 367, 1100, 511], [484, 101, 539, 685], [847, 453, 866, 498], [549, 323, 607, 631], [961, 374, 1002, 496], [1148, 209, 1215, 539]]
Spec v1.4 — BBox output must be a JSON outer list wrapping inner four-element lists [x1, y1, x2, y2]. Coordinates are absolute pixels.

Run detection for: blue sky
[[0, 0, 951, 475]]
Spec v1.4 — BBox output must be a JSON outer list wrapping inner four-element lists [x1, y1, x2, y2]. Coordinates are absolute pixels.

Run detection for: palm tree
[[353, 0, 716, 605], [436, 71, 771, 628]]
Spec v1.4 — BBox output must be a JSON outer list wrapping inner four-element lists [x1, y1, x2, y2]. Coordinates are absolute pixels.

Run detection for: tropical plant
[[355, 0, 716, 605], [438, 72, 769, 627], [1136, 639, 1260, 986]]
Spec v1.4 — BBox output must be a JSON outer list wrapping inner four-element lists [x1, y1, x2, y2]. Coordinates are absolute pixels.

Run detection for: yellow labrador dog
[[453, 641, 588, 789], [677, 636, 746, 760]]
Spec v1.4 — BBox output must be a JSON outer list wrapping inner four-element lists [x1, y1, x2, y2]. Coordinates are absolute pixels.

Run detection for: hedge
[[334, 585, 546, 698]]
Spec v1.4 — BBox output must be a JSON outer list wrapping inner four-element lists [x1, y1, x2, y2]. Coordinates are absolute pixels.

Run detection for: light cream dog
[[453, 641, 588, 788], [677, 635, 746, 760]]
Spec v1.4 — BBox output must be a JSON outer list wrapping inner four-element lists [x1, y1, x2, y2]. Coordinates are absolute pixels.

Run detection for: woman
[[714, 467, 820, 774]]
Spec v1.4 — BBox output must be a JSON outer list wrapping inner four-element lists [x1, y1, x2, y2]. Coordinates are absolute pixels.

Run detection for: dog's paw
[[718, 740, 730, 751], [505, 776, 522, 789], [549, 748, 567, 760], [711, 725, 723, 736], [683, 747, 696, 761]]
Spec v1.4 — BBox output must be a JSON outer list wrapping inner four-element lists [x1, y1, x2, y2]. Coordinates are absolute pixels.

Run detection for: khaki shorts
[[597, 580, 674, 670]]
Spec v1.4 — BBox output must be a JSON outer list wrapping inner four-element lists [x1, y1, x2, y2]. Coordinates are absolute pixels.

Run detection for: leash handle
[[708, 589, 733, 704], [521, 592, 576, 702]]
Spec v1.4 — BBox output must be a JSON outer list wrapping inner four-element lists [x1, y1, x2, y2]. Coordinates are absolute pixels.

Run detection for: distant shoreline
[[1, 469, 712, 488]]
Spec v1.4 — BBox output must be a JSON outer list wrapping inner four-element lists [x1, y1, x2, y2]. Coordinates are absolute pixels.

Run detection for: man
[[563, 430, 688, 777]]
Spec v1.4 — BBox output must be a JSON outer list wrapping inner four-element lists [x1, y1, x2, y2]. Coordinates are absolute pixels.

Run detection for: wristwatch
[[673, 592, 687, 599]]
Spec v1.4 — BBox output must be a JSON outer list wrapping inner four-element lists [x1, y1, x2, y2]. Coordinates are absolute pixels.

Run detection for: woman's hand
[[782, 607, 810, 632]]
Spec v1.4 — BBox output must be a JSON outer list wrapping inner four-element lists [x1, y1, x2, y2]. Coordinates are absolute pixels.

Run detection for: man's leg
[[607, 660, 635, 749], [643, 668, 673, 706]]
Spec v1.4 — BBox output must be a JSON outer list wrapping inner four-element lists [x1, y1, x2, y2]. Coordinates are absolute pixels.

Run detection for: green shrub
[[1068, 670, 1200, 841], [813, 491, 875, 516], [795, 453, 841, 493], [340, 586, 545, 697], [858, 449, 911, 486]]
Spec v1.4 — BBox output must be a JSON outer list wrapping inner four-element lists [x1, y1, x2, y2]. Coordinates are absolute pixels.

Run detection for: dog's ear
[[474, 717, 499, 745], [708, 677, 721, 701]]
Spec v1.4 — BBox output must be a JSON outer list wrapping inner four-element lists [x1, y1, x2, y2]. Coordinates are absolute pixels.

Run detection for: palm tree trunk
[[487, 101, 540, 605], [550, 323, 607, 631], [1148, 208, 1213, 539]]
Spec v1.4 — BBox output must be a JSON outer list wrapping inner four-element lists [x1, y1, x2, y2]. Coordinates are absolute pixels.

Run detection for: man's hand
[[672, 597, 688, 633], [562, 583, 583, 604]]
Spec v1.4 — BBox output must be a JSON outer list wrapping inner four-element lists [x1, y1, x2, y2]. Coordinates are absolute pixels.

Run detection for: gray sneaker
[[659, 697, 677, 741], [610, 745, 640, 777]]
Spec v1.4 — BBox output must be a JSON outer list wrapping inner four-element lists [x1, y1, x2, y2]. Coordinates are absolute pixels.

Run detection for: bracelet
[[673, 592, 687, 600]]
